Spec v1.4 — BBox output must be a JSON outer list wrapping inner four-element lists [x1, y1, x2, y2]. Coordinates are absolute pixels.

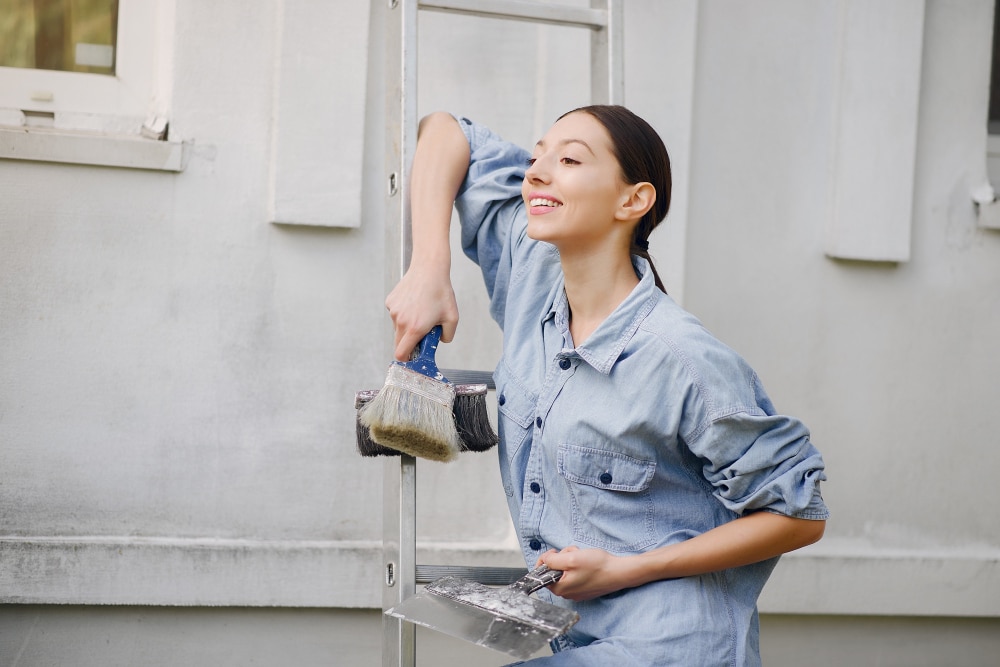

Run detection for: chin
[[526, 220, 558, 244]]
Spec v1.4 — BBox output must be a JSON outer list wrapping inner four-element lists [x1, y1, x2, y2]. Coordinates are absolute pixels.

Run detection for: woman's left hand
[[536, 546, 630, 601]]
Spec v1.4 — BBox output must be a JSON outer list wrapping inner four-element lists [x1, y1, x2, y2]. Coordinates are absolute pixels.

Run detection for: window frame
[[977, 0, 1000, 227], [0, 0, 184, 171]]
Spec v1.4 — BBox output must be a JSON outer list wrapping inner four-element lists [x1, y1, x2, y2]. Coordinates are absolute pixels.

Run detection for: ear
[[615, 182, 656, 223]]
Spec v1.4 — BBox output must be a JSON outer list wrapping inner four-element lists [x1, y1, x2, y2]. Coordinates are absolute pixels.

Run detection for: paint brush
[[358, 325, 462, 462], [355, 383, 497, 457]]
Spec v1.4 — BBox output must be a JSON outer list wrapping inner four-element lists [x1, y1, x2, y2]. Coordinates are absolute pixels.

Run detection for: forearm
[[409, 112, 470, 270], [541, 512, 825, 601], [386, 112, 470, 359], [624, 512, 825, 587]]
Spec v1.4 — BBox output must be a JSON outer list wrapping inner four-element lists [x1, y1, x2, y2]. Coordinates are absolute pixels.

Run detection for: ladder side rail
[[419, 0, 607, 29], [382, 1, 419, 666], [590, 0, 624, 105], [382, 455, 416, 667]]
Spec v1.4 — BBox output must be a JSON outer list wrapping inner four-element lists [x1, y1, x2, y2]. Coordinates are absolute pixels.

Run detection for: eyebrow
[[534, 138, 596, 156]]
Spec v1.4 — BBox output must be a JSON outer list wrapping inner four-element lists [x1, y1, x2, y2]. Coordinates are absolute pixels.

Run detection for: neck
[[559, 243, 639, 347]]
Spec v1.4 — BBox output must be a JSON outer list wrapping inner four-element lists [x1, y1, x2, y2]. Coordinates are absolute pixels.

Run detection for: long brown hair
[[559, 105, 672, 292]]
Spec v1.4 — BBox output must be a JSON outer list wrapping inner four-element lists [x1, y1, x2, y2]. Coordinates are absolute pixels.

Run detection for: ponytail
[[630, 236, 666, 293]]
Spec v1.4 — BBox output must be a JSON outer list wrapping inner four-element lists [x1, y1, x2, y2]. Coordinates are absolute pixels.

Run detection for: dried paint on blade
[[385, 581, 574, 660], [427, 577, 578, 634]]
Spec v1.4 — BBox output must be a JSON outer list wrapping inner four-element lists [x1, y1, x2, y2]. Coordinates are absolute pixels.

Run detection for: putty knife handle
[[510, 564, 563, 595]]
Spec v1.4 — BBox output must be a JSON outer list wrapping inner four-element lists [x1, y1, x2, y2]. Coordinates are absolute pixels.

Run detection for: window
[[1, 0, 118, 75], [977, 0, 1000, 226], [0, 0, 183, 170], [988, 0, 1000, 184]]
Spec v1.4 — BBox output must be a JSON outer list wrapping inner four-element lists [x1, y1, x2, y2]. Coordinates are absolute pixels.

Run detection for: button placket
[[517, 344, 574, 565]]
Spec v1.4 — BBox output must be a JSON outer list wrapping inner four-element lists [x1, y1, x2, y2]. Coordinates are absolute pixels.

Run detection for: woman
[[386, 107, 828, 666]]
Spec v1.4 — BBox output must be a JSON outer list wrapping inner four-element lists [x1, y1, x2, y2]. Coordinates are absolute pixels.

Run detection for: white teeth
[[529, 198, 561, 207]]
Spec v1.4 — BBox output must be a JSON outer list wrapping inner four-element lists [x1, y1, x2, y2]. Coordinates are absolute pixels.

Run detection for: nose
[[525, 156, 549, 184]]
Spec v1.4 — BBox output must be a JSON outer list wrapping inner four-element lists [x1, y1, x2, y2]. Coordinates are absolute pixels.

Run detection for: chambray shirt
[[453, 117, 829, 666]]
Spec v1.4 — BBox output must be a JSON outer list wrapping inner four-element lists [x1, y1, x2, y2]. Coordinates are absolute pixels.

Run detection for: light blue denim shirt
[[453, 117, 829, 666]]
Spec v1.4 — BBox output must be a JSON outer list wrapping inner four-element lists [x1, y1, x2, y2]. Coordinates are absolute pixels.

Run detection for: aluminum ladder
[[378, 2, 623, 664]]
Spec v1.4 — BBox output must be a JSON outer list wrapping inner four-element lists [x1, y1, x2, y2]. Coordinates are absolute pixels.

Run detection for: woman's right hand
[[385, 260, 459, 361], [387, 111, 469, 361]]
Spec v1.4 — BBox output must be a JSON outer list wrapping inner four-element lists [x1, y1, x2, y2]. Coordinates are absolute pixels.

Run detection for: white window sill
[[972, 181, 1000, 230], [0, 125, 188, 172]]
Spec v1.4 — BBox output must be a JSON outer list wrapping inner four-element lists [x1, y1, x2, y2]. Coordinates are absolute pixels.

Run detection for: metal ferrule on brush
[[384, 363, 455, 408]]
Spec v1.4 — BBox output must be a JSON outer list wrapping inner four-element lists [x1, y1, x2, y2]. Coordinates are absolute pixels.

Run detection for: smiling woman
[[0, 0, 118, 74], [383, 109, 829, 666]]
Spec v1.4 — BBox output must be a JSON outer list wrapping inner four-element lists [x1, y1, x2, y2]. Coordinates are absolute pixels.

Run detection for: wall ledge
[[1, 536, 997, 616], [762, 541, 1000, 617]]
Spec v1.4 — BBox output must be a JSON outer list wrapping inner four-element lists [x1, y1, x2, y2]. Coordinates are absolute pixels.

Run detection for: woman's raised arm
[[385, 112, 470, 361]]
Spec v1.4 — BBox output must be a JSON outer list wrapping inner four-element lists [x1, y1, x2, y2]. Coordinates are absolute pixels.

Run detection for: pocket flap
[[557, 444, 655, 492], [494, 364, 536, 429]]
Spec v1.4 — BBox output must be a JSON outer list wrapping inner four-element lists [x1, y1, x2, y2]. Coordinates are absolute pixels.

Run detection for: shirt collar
[[545, 256, 659, 375]]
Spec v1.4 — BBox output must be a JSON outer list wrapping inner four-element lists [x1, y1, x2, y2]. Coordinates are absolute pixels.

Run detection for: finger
[[394, 328, 425, 362], [433, 297, 459, 344], [541, 550, 570, 571], [439, 318, 458, 344], [535, 549, 557, 568]]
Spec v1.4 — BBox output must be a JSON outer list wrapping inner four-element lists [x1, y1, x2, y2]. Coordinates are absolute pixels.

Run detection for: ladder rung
[[416, 564, 529, 585], [418, 0, 608, 29], [440, 368, 495, 389]]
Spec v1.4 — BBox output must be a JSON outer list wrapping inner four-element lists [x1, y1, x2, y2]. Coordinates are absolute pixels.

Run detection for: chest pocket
[[557, 444, 657, 553], [494, 363, 536, 498]]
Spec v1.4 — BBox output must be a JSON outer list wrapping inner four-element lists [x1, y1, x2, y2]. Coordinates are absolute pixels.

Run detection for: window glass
[[990, 0, 1000, 133], [0, 0, 118, 75]]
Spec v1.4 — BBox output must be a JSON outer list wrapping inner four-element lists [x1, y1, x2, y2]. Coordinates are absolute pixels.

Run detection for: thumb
[[439, 318, 458, 344]]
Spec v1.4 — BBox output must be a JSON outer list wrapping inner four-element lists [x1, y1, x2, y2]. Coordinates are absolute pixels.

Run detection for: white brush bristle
[[359, 367, 460, 462]]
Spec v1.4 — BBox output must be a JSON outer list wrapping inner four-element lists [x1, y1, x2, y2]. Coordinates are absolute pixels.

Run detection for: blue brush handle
[[397, 325, 448, 382]]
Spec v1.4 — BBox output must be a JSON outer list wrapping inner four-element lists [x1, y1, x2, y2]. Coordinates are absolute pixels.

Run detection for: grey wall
[[2, 0, 999, 664]]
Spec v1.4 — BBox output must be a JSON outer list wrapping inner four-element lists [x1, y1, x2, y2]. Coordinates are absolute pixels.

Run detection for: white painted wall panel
[[269, 0, 369, 227], [824, 0, 925, 261]]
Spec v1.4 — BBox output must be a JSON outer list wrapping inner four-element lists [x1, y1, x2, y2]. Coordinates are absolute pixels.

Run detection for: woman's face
[[522, 112, 628, 251]]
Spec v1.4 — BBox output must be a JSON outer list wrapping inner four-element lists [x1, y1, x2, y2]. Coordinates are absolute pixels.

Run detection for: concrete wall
[[1, 0, 998, 664]]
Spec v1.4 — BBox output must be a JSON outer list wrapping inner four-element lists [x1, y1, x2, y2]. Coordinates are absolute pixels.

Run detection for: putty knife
[[385, 565, 579, 660]]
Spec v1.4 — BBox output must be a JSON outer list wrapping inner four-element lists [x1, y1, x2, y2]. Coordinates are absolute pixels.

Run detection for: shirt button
[[529, 539, 542, 551], [535, 417, 542, 428], [559, 358, 571, 370], [599, 472, 613, 485], [498, 393, 506, 406], [530, 482, 541, 494]]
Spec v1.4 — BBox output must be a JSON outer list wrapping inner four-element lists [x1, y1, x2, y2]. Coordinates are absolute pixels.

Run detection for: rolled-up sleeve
[[690, 409, 829, 520], [453, 116, 531, 327], [677, 340, 829, 520]]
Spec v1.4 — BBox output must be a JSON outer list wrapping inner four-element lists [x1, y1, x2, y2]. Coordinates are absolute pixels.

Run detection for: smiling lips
[[527, 195, 562, 214]]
